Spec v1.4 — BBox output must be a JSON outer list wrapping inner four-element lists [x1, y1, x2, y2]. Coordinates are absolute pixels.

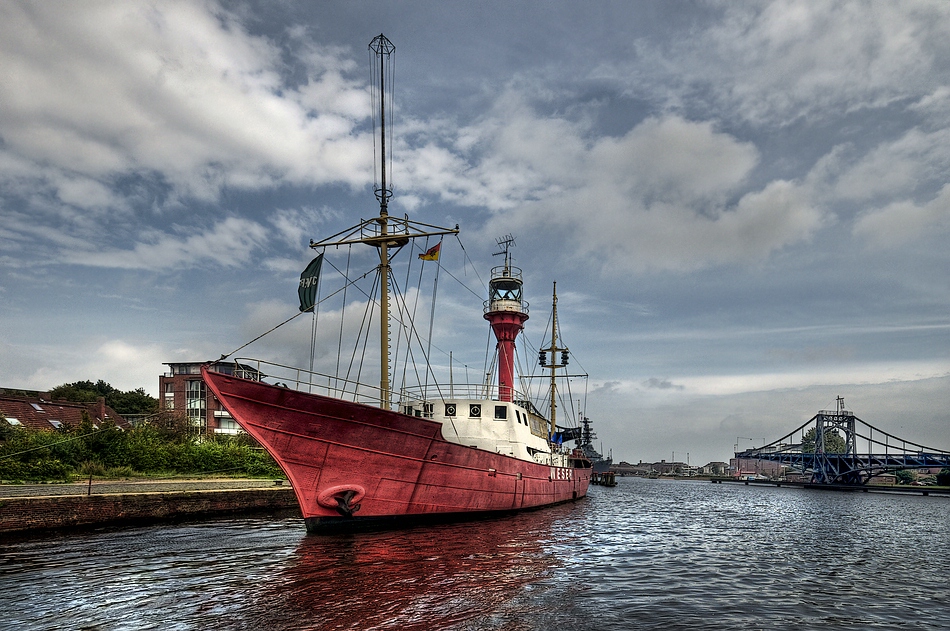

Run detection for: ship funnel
[[483, 237, 528, 402]]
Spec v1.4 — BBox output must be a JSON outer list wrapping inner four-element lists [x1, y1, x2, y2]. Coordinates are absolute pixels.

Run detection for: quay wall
[[0, 488, 301, 534]]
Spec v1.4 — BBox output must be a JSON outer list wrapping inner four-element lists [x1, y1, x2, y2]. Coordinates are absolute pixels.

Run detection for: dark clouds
[[1, 0, 948, 463]]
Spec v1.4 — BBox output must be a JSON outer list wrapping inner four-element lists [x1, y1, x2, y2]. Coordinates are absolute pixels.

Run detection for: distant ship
[[202, 34, 591, 533], [576, 414, 613, 473]]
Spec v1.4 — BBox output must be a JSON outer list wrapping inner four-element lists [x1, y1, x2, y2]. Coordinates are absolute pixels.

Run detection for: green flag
[[298, 254, 324, 312]]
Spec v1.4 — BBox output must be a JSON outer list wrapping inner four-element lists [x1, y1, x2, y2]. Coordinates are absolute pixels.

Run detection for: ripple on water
[[1, 480, 948, 630]]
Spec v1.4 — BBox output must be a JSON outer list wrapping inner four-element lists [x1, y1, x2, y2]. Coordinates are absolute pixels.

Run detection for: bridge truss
[[735, 397, 950, 484]]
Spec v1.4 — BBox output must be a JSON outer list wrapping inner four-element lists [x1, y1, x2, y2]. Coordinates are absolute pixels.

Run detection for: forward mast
[[309, 34, 458, 410]]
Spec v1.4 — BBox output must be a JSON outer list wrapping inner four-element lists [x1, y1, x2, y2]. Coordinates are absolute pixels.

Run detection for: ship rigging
[[203, 34, 591, 533]]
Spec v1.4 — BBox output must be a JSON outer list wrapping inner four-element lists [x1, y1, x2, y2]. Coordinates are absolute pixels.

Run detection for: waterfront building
[[159, 361, 260, 436], [0, 391, 129, 431], [702, 461, 729, 476]]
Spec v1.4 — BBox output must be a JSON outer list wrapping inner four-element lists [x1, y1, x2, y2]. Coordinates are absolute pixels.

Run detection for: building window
[[186, 380, 206, 431], [164, 382, 175, 410]]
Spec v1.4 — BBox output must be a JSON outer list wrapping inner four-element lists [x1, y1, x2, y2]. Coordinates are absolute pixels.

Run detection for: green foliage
[[801, 427, 847, 453], [895, 469, 916, 485], [937, 469, 950, 486], [0, 421, 281, 482], [49, 380, 158, 415], [145, 410, 198, 444]]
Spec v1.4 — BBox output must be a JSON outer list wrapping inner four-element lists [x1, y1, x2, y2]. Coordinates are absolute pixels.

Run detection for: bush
[[0, 422, 282, 482], [77, 460, 107, 476]]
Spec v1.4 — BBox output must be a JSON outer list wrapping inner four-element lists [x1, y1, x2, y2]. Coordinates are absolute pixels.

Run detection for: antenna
[[493, 234, 516, 271]]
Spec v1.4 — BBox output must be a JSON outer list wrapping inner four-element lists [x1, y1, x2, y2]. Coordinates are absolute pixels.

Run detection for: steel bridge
[[735, 397, 950, 484]]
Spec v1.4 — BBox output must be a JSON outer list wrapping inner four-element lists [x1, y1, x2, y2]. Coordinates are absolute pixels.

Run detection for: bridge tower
[[812, 396, 860, 484]]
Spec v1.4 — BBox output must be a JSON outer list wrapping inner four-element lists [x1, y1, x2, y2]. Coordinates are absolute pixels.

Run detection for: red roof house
[[0, 393, 129, 431]]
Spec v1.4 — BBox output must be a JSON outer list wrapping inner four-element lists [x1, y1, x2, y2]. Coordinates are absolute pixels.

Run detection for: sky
[[1, 0, 949, 465]]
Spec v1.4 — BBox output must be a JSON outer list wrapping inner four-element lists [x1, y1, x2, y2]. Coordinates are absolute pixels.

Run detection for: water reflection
[[3, 481, 948, 631], [252, 504, 586, 630]]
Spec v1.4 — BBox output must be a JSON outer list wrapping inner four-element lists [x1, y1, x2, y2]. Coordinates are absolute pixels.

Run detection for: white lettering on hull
[[550, 467, 573, 481]]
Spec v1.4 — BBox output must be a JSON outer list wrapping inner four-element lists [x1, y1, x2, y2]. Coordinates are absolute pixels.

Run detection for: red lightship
[[202, 34, 590, 533]]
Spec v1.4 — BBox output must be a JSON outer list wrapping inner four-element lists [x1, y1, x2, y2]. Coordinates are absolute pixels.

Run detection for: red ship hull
[[202, 368, 591, 532]]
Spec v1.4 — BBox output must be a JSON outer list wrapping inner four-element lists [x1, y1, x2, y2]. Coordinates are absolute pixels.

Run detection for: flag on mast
[[298, 253, 324, 312], [419, 241, 441, 261]]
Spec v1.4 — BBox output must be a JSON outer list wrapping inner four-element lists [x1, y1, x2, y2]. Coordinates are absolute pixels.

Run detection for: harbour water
[[2, 477, 948, 630]]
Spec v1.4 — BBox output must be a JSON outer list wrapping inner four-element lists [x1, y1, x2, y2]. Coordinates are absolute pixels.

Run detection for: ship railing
[[225, 357, 425, 409], [483, 299, 529, 316], [398, 382, 530, 405]]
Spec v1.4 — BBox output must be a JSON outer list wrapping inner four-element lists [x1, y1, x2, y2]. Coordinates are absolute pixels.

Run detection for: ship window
[[494, 405, 507, 420], [490, 280, 522, 302], [445, 403, 456, 417], [469, 404, 481, 418]]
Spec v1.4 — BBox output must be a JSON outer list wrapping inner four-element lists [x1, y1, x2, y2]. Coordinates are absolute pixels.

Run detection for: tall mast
[[372, 33, 393, 410], [539, 282, 569, 440], [309, 34, 458, 411], [549, 284, 558, 430]]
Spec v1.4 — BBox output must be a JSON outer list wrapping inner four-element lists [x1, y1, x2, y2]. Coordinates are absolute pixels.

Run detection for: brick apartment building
[[159, 361, 259, 436]]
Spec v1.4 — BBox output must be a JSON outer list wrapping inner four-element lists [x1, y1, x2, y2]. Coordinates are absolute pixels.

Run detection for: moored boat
[[202, 34, 591, 533], [577, 414, 613, 474]]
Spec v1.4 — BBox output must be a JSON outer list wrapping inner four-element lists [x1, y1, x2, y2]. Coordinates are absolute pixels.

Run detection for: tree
[[49, 380, 158, 416], [801, 427, 847, 453], [145, 410, 197, 443], [895, 470, 916, 485]]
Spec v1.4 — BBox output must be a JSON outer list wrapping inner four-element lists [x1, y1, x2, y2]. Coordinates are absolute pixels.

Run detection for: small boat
[[202, 34, 591, 533]]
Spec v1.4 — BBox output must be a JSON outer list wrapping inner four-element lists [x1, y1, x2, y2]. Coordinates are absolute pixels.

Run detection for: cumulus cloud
[[853, 183, 950, 247], [817, 128, 950, 204], [681, 1, 950, 125], [4, 338, 168, 396], [427, 105, 824, 271], [65, 216, 270, 270], [0, 0, 373, 208]]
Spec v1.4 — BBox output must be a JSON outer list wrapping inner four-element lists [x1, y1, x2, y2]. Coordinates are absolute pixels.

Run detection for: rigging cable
[[424, 239, 443, 399], [346, 269, 380, 399], [335, 245, 353, 393], [219, 263, 376, 361]]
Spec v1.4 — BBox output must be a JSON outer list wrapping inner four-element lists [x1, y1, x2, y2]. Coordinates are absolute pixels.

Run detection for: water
[[2, 478, 948, 630]]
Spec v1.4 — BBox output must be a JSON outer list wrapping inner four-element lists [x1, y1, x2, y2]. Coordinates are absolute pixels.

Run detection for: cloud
[[2, 338, 168, 396], [821, 128, 950, 203], [0, 0, 374, 211], [853, 183, 950, 248], [64, 216, 270, 270], [680, 1, 950, 125], [440, 106, 823, 271], [643, 378, 684, 391]]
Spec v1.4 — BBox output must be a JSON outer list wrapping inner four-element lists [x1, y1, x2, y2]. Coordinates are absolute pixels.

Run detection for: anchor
[[316, 484, 365, 516], [333, 489, 361, 516]]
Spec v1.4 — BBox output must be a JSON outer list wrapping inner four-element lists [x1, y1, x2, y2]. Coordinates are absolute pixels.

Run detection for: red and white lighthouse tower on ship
[[484, 236, 529, 402]]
